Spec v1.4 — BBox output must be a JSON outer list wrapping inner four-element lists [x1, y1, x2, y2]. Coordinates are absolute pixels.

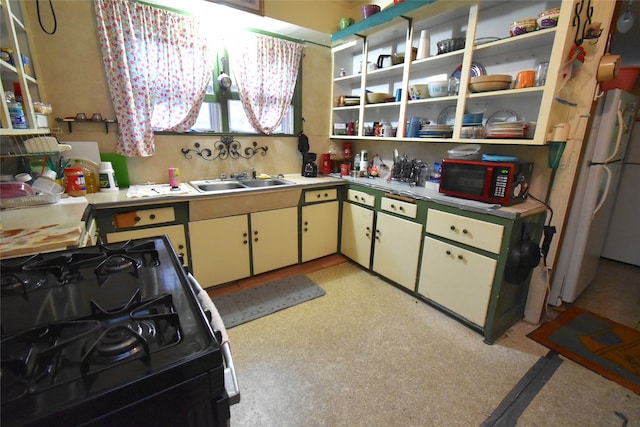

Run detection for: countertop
[[84, 174, 344, 208], [0, 173, 546, 258], [331, 174, 547, 220], [86, 173, 545, 219]]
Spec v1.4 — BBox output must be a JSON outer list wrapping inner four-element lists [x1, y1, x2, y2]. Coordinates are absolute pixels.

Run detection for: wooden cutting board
[[0, 222, 84, 258]]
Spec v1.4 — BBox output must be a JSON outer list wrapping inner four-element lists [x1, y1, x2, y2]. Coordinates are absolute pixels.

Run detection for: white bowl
[[408, 84, 428, 100], [428, 80, 449, 98]]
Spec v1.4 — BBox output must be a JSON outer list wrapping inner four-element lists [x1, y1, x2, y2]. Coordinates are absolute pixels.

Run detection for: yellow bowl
[[469, 80, 511, 93], [365, 92, 389, 103]]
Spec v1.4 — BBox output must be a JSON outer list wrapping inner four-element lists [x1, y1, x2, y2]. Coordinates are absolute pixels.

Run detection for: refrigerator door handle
[[603, 104, 626, 164], [593, 164, 613, 218]]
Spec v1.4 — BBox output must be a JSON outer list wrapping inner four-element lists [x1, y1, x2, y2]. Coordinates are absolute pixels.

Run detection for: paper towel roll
[[416, 30, 430, 59], [597, 54, 621, 82]]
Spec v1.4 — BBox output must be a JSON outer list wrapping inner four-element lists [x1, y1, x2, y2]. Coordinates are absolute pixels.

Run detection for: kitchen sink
[[189, 178, 295, 194], [192, 181, 246, 192], [240, 178, 291, 188]]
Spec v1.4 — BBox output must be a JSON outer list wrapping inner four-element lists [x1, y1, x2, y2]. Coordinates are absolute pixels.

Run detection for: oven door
[[187, 273, 240, 405]]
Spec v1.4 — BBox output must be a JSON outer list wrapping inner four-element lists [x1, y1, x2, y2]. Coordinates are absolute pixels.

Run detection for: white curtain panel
[[230, 33, 303, 134]]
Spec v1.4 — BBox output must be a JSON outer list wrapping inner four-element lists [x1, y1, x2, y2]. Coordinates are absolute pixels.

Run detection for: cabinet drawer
[[380, 197, 417, 219], [304, 188, 337, 203], [113, 207, 175, 229], [347, 189, 375, 207], [426, 209, 503, 254], [106, 224, 189, 267]]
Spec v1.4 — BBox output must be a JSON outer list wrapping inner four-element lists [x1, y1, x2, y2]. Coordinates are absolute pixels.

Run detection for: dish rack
[[0, 192, 62, 209]]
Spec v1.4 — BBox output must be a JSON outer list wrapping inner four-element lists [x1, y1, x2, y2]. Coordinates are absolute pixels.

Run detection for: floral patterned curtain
[[230, 34, 303, 134], [95, 0, 214, 157]]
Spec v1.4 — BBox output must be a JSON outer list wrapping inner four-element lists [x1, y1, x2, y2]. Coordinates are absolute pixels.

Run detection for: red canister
[[320, 153, 331, 175], [343, 142, 352, 159]]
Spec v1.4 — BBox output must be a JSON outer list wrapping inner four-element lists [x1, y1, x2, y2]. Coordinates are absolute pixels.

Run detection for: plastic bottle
[[99, 161, 119, 192], [63, 167, 87, 197], [7, 102, 27, 129], [71, 158, 99, 193]]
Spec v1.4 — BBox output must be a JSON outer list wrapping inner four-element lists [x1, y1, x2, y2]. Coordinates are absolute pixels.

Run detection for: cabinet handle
[[390, 204, 395, 209], [399, 206, 404, 211], [243, 232, 248, 237], [254, 237, 259, 242], [254, 230, 258, 235], [446, 250, 451, 255], [450, 225, 455, 231], [462, 229, 468, 234], [317, 194, 321, 198], [243, 240, 248, 245], [149, 214, 156, 220], [324, 193, 328, 197], [134, 216, 141, 223], [366, 226, 371, 231], [354, 195, 360, 200], [304, 228, 308, 232], [304, 221, 309, 225], [178, 244, 184, 249], [458, 255, 464, 260]]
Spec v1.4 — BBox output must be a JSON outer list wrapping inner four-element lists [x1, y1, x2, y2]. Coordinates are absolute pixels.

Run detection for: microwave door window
[[446, 164, 487, 196]]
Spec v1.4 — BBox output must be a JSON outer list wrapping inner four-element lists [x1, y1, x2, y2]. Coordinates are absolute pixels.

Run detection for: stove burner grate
[[0, 292, 181, 402]]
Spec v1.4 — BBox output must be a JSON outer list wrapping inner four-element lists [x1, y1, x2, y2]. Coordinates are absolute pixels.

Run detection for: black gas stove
[[1, 236, 231, 427]]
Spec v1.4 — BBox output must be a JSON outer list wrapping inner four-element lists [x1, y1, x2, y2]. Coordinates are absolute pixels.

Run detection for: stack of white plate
[[486, 121, 526, 138], [419, 124, 453, 138]]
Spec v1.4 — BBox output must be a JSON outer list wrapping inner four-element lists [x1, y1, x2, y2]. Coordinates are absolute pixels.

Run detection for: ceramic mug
[[339, 17, 354, 30], [515, 70, 536, 88]]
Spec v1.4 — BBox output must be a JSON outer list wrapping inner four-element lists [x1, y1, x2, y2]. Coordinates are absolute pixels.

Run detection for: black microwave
[[439, 159, 533, 206]]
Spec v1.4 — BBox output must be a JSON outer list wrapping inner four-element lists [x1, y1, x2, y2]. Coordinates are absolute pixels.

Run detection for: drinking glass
[[535, 62, 549, 86]]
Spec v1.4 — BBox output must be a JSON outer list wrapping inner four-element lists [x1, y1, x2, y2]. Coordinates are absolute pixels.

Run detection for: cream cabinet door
[[340, 202, 374, 268], [372, 212, 423, 291], [301, 201, 339, 262], [418, 236, 497, 327], [106, 224, 189, 267], [188, 215, 250, 287], [251, 207, 298, 275]]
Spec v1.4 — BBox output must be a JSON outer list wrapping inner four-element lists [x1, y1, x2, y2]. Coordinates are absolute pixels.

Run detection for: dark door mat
[[212, 275, 325, 328], [528, 307, 640, 394]]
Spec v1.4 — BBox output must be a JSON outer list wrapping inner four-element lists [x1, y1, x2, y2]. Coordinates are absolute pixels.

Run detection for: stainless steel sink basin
[[240, 178, 291, 188], [189, 178, 295, 194], [192, 181, 246, 192]]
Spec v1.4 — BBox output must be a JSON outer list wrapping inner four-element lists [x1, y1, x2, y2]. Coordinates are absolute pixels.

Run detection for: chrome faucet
[[231, 167, 255, 179]]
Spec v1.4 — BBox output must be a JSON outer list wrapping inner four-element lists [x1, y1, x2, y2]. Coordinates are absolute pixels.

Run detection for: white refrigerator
[[548, 89, 639, 306], [601, 115, 640, 266]]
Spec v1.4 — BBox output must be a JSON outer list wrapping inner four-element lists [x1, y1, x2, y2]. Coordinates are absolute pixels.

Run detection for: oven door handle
[[222, 341, 240, 405], [187, 273, 240, 405]]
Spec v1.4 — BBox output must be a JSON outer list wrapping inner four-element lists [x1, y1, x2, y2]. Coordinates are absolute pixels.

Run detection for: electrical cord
[[528, 192, 557, 320], [37, 0, 57, 35], [528, 192, 556, 265]]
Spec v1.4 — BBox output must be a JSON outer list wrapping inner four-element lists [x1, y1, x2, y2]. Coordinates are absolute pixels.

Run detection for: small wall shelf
[[55, 118, 118, 133]]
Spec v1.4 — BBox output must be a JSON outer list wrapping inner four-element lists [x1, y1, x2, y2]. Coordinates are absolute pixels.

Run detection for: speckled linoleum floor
[[221, 258, 640, 427]]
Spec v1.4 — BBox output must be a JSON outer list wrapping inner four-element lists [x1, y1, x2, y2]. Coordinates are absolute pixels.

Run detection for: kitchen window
[[189, 48, 302, 136]]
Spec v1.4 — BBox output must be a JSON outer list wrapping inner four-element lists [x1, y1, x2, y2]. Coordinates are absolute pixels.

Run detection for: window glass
[[186, 43, 301, 135]]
